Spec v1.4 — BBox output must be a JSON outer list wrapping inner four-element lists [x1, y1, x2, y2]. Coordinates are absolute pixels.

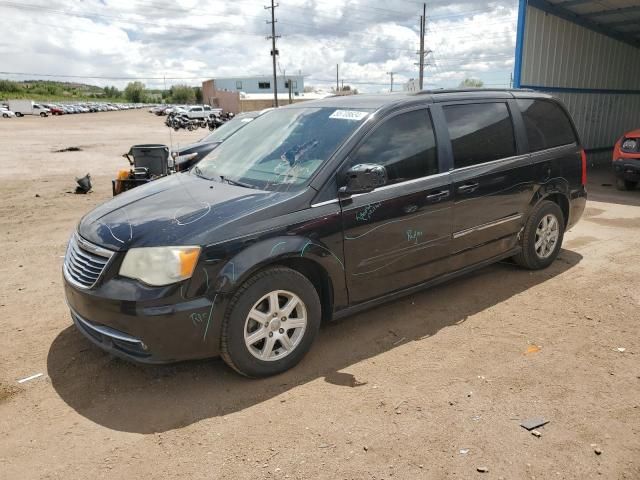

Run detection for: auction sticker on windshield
[[329, 110, 369, 121]]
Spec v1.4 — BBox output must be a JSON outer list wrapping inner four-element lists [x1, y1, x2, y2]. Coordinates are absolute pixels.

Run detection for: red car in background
[[613, 129, 640, 190], [43, 104, 65, 115]]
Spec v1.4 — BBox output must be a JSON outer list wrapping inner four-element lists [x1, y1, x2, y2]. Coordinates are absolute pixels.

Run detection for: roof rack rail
[[414, 87, 535, 95]]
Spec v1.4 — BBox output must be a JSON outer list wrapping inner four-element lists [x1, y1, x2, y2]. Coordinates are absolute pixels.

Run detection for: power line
[[1, 1, 517, 58], [0, 71, 210, 80]]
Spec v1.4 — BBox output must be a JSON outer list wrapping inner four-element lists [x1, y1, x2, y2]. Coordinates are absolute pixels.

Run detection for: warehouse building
[[202, 74, 312, 113], [515, 0, 640, 164], [206, 75, 304, 95]]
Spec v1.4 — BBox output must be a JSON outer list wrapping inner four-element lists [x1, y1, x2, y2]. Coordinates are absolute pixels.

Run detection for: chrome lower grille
[[63, 234, 114, 289]]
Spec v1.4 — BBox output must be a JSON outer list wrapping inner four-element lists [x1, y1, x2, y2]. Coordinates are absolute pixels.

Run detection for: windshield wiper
[[220, 175, 256, 189]]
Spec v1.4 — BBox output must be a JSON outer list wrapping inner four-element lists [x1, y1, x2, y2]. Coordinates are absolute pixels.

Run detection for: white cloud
[[0, 0, 517, 91]]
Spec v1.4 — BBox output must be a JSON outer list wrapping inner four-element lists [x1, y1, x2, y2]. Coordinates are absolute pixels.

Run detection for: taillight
[[580, 148, 587, 185]]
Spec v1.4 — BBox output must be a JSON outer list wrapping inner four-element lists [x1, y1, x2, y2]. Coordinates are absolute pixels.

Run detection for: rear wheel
[[2, 113, 8, 118], [15, 112, 23, 117], [220, 267, 321, 377], [513, 200, 565, 270]]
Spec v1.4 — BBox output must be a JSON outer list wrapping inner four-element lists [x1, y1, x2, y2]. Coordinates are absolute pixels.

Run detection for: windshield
[[196, 107, 372, 191], [198, 114, 257, 143]]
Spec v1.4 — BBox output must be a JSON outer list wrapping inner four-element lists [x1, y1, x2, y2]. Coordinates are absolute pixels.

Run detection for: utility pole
[[418, 3, 426, 90], [387, 71, 395, 92], [265, 0, 280, 107], [336, 64, 339, 93]]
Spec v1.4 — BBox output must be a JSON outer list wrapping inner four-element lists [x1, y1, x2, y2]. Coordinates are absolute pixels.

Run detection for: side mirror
[[339, 164, 387, 195]]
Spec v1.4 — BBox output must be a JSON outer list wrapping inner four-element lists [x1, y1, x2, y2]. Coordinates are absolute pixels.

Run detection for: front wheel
[[40, 112, 47, 117], [513, 200, 565, 270], [220, 267, 321, 377], [616, 178, 637, 191]]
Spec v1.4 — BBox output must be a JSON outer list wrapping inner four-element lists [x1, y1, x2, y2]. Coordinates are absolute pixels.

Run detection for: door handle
[[426, 190, 450, 202], [457, 182, 479, 193]]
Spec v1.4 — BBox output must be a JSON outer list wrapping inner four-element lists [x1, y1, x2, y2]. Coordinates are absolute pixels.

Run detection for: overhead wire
[[0, 0, 519, 89]]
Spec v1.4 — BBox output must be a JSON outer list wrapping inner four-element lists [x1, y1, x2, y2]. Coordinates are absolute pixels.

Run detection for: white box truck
[[8, 100, 50, 117]]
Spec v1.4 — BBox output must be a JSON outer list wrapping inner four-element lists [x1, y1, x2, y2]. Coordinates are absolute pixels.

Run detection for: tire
[[2, 113, 8, 118], [513, 200, 565, 270], [220, 267, 322, 377], [40, 112, 46, 117], [616, 178, 637, 191], [16, 112, 23, 117]]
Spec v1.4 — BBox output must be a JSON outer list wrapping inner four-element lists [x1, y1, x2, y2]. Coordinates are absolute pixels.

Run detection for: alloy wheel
[[535, 213, 559, 259], [244, 290, 307, 361]]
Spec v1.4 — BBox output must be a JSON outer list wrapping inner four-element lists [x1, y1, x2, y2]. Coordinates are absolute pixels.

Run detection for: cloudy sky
[[0, 0, 518, 92]]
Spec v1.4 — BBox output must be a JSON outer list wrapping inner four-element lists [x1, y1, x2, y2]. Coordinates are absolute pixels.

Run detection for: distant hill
[[0, 79, 126, 102]]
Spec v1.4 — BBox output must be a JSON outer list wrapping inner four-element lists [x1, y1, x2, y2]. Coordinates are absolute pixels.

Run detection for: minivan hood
[[79, 173, 297, 251]]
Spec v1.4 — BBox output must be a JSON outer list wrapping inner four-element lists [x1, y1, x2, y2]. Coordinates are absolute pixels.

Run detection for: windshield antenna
[[164, 74, 175, 157]]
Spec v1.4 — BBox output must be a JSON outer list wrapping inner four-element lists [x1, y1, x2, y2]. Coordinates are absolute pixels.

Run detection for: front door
[[442, 101, 533, 268], [340, 108, 453, 304]]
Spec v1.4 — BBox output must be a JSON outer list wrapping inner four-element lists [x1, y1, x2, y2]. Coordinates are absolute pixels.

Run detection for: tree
[[458, 78, 484, 88], [194, 87, 203, 104], [103, 86, 120, 98], [0, 80, 21, 93], [170, 84, 196, 104], [124, 81, 146, 103]]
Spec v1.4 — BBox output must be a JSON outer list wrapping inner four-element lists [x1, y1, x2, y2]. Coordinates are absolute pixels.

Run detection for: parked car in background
[[1, 106, 16, 118], [612, 129, 640, 190], [183, 105, 222, 120], [63, 89, 586, 377], [43, 104, 65, 115], [8, 100, 50, 117]]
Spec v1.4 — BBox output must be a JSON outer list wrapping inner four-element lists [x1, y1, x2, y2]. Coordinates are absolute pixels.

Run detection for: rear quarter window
[[517, 99, 577, 152]]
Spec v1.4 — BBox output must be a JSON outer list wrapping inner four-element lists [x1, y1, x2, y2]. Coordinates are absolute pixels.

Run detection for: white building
[[404, 78, 419, 93], [205, 75, 304, 96]]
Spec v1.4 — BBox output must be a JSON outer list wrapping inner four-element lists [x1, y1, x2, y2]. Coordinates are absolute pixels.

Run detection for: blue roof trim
[[528, 0, 640, 49], [513, 0, 528, 88], [521, 84, 640, 95]]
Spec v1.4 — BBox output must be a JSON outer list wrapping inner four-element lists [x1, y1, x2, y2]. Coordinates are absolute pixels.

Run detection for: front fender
[[211, 235, 347, 306]]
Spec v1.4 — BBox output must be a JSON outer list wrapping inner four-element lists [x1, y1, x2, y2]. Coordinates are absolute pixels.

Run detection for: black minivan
[[63, 89, 587, 377]]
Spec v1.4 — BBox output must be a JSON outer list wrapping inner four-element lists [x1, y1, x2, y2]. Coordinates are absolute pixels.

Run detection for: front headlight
[[119, 246, 201, 286], [622, 138, 638, 152]]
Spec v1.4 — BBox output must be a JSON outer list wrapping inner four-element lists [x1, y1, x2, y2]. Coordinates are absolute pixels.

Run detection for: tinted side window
[[517, 99, 576, 151], [350, 109, 438, 185], [444, 103, 516, 168]]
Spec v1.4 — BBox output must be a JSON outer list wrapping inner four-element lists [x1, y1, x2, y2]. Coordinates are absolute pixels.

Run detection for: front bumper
[[613, 158, 640, 182], [64, 275, 224, 364]]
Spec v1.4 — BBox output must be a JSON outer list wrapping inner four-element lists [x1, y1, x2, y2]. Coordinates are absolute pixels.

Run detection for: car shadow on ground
[[47, 249, 582, 433]]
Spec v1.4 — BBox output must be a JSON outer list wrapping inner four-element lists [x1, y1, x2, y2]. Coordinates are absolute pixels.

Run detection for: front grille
[[63, 234, 114, 289]]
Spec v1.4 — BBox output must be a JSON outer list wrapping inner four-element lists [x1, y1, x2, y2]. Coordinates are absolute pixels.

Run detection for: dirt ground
[[0, 110, 638, 479]]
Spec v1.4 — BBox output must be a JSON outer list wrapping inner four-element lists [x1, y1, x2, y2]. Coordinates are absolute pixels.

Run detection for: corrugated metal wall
[[521, 5, 640, 159]]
